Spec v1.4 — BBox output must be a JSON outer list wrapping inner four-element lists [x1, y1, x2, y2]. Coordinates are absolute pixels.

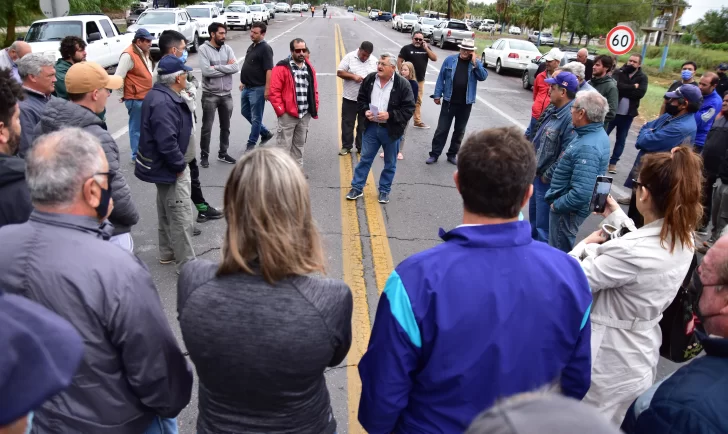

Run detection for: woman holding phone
[[569, 146, 702, 424]]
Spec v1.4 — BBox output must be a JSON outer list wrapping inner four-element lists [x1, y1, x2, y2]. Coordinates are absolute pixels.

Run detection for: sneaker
[[608, 164, 617, 174], [426, 156, 438, 164], [130, 158, 136, 165], [244, 145, 256, 154], [413, 122, 430, 129], [197, 203, 223, 223], [200, 155, 209, 168], [446, 156, 457, 165], [193, 226, 201, 236], [339, 148, 351, 156], [260, 131, 275, 145], [378, 192, 390, 203], [218, 153, 236, 164], [696, 226, 709, 236], [159, 256, 175, 265], [617, 196, 631, 205], [346, 188, 363, 200]]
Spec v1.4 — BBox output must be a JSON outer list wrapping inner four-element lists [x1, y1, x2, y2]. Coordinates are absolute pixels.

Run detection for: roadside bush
[[701, 42, 728, 52]]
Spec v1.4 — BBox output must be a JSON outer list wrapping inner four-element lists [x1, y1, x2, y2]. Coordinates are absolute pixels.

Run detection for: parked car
[[368, 9, 379, 19], [395, 13, 418, 32], [527, 31, 554, 45], [24, 15, 134, 68], [508, 26, 521, 35], [478, 18, 495, 31], [128, 8, 199, 53], [521, 48, 596, 89], [375, 11, 393, 21], [391, 15, 403, 29], [481, 38, 540, 74], [347, 5, 354, 12], [276, 2, 291, 12], [264, 3, 276, 19], [291, 3, 302, 12], [413, 17, 439, 37], [186, 5, 225, 41], [247, 4, 269, 23], [303, 4, 311, 11], [127, 6, 147, 26], [431, 19, 474, 49], [223, 4, 252, 29]]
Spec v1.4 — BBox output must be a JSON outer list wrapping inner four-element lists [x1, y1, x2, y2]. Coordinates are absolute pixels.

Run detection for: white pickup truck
[[24, 15, 134, 68], [430, 20, 475, 49]]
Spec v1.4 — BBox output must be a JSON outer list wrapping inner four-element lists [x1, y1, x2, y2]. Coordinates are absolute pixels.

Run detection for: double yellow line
[[334, 23, 395, 434]]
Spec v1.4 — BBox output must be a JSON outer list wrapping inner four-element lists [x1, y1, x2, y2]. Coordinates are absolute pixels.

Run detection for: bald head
[[8, 41, 32, 62], [577, 48, 588, 64], [699, 71, 720, 96], [698, 235, 728, 336]]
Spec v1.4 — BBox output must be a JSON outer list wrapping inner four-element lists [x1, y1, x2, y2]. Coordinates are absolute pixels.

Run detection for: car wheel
[[496, 59, 503, 74], [430, 34, 436, 46], [481, 53, 486, 67], [190, 33, 199, 53], [522, 71, 532, 90]]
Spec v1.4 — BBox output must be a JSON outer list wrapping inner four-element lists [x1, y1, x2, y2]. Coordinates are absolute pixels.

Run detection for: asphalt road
[[102, 8, 684, 433]]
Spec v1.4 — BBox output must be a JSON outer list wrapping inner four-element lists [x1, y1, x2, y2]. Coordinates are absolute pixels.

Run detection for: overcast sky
[[470, 0, 726, 25]]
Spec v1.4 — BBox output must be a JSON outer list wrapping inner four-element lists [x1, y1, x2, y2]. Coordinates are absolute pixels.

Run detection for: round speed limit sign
[[606, 25, 636, 56]]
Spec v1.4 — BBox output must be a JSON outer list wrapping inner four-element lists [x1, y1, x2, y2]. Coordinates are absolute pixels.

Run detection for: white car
[[128, 8, 200, 53], [247, 4, 269, 23], [368, 9, 379, 19], [302, 3, 310, 11], [223, 4, 252, 29], [478, 19, 495, 31], [275, 2, 291, 12], [508, 26, 521, 35], [186, 5, 225, 41], [481, 38, 540, 74], [291, 3, 301, 12], [391, 15, 403, 30], [412, 17, 439, 36], [395, 13, 418, 32]]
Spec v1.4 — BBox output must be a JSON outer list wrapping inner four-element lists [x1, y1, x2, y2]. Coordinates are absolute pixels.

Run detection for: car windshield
[[402, 14, 417, 20], [277, 2, 287, 5], [227, 5, 245, 11], [542, 33, 552, 37], [25, 20, 82, 42], [136, 12, 175, 24], [186, 8, 211, 17], [422, 18, 438, 25], [265, 4, 274, 8], [509, 40, 539, 51], [448, 22, 468, 30], [249, 5, 263, 11]]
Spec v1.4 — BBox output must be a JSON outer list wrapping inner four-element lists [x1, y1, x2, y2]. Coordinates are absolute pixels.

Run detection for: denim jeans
[[606, 114, 634, 165], [528, 176, 550, 242], [351, 124, 400, 194], [241, 85, 271, 149], [200, 92, 233, 157], [548, 211, 587, 252], [124, 99, 144, 161], [143, 417, 178, 434], [429, 100, 472, 159]]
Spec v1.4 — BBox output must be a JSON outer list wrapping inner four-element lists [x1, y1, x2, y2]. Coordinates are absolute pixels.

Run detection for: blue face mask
[[25, 411, 34, 434], [180, 49, 188, 63], [681, 69, 694, 81]]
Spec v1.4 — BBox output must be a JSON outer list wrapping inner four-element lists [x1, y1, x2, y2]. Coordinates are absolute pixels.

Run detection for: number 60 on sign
[[606, 25, 636, 56]]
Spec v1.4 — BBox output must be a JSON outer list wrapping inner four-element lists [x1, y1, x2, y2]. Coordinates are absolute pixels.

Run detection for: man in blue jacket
[[358, 126, 593, 434], [546, 91, 611, 252], [621, 234, 728, 434], [135, 55, 196, 272], [618, 84, 700, 226], [426, 39, 487, 165], [695, 72, 723, 152]]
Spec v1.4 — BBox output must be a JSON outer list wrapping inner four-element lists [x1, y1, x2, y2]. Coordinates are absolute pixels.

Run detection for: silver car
[[412, 17, 439, 37], [527, 31, 554, 46], [521, 49, 595, 90]]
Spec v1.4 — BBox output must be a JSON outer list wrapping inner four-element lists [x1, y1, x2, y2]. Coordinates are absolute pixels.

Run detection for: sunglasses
[[413, 38, 423, 42], [293, 48, 307, 53]]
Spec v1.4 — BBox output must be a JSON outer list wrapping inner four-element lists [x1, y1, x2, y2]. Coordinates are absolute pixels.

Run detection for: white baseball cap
[[542, 48, 564, 62]]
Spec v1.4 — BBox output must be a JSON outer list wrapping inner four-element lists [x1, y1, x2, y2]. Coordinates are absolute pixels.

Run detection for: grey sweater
[[178, 259, 353, 434], [198, 41, 239, 96]]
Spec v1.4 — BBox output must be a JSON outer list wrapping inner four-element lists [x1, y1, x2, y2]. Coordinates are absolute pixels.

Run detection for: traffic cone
[[329, 14, 331, 19], [354, 15, 356, 21], [300, 11, 302, 17]]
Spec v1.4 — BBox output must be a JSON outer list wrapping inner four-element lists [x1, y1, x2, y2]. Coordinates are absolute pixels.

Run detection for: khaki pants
[[413, 80, 425, 124], [276, 113, 311, 167], [156, 167, 196, 271]]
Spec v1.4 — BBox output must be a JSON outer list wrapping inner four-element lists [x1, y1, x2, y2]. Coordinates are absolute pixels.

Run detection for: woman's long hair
[[217, 148, 325, 282], [400, 61, 416, 81], [638, 145, 703, 252]]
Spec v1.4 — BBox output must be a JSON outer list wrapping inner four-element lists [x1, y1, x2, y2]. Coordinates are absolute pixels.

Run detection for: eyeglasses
[[293, 48, 307, 53], [632, 179, 645, 189], [377, 61, 393, 67], [413, 38, 423, 41]]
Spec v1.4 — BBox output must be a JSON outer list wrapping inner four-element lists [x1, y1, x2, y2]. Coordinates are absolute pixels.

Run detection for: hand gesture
[[228, 59, 235, 65], [355, 75, 364, 83], [239, 83, 244, 91], [434, 98, 441, 105], [377, 111, 390, 122], [596, 195, 620, 218], [584, 229, 608, 245], [365, 110, 374, 121]]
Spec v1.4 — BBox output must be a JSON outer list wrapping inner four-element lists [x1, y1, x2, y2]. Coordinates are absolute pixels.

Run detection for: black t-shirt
[[241, 40, 274, 87], [450, 57, 469, 104], [584, 58, 594, 81], [667, 79, 697, 93], [398, 44, 429, 82]]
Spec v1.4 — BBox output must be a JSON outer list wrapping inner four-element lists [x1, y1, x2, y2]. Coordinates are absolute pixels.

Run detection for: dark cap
[[157, 54, 193, 75], [718, 63, 728, 71], [544, 71, 579, 93], [134, 28, 154, 41], [0, 291, 84, 425], [665, 84, 703, 104]]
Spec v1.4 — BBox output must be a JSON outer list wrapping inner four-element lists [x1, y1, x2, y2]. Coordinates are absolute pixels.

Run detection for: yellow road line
[[335, 23, 369, 434]]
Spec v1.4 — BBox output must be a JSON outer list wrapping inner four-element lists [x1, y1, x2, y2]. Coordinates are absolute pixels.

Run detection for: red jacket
[[269, 58, 319, 119], [531, 70, 550, 120]]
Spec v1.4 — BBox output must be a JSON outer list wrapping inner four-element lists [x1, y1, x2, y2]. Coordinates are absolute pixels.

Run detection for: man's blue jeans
[[529, 176, 550, 242], [143, 417, 178, 434], [124, 99, 144, 161], [548, 210, 587, 253], [351, 124, 400, 194], [607, 114, 634, 165], [241, 85, 271, 149]]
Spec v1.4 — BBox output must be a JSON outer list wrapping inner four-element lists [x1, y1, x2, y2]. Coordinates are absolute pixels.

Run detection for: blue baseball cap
[[718, 63, 728, 71], [665, 85, 703, 104], [544, 71, 579, 93], [157, 54, 193, 75], [134, 28, 153, 41], [0, 291, 84, 425]]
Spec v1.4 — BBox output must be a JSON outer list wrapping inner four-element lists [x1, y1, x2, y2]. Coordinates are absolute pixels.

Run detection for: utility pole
[[447, 0, 452, 19], [659, 0, 680, 72], [557, 0, 567, 47]]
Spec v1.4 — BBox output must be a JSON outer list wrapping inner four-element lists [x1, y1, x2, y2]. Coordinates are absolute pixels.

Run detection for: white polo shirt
[[338, 50, 378, 101]]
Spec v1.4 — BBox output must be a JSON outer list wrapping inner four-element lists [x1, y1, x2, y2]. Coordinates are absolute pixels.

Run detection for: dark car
[[376, 11, 393, 21], [347, 6, 353, 12], [522, 48, 596, 90]]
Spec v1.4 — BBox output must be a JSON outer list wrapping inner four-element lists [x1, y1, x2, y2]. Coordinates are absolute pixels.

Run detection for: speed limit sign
[[606, 25, 636, 56]]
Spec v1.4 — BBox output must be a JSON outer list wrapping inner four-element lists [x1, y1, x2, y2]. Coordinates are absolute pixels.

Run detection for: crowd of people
[[1, 17, 728, 434]]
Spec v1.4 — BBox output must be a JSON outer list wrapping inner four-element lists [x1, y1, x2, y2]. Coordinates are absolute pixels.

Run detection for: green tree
[[694, 7, 728, 44]]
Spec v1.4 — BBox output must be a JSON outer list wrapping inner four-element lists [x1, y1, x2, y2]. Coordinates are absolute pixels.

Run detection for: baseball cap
[[718, 63, 728, 71], [542, 48, 564, 62], [665, 84, 703, 104], [544, 71, 579, 93], [66, 61, 123, 93], [134, 28, 153, 41], [0, 291, 84, 426], [157, 54, 193, 75]]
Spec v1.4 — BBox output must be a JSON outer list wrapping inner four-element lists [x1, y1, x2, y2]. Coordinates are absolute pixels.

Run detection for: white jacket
[[569, 209, 693, 425]]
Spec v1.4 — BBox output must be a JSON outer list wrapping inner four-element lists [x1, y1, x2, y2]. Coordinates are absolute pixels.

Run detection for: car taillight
[[535, 55, 541, 61], [447, 30, 451, 37], [508, 53, 519, 59], [472, 32, 475, 38]]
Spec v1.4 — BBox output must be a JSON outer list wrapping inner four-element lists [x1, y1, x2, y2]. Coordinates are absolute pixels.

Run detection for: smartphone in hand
[[589, 176, 613, 213]]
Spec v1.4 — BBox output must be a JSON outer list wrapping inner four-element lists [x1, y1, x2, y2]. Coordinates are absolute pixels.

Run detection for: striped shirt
[[290, 59, 309, 118], [338, 50, 378, 101]]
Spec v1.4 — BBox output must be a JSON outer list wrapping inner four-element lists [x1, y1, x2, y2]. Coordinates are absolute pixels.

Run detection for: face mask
[[681, 69, 694, 80], [25, 411, 34, 434], [622, 64, 636, 74], [665, 103, 681, 116], [180, 49, 188, 63], [95, 180, 113, 220]]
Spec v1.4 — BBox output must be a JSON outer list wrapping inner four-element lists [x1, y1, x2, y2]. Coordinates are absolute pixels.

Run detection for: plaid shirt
[[290, 58, 309, 118]]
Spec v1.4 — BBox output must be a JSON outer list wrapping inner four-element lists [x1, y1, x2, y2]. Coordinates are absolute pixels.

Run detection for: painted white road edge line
[[111, 125, 129, 141]]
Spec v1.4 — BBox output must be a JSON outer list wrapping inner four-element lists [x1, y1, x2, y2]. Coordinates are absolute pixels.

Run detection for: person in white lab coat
[[569, 146, 703, 424]]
